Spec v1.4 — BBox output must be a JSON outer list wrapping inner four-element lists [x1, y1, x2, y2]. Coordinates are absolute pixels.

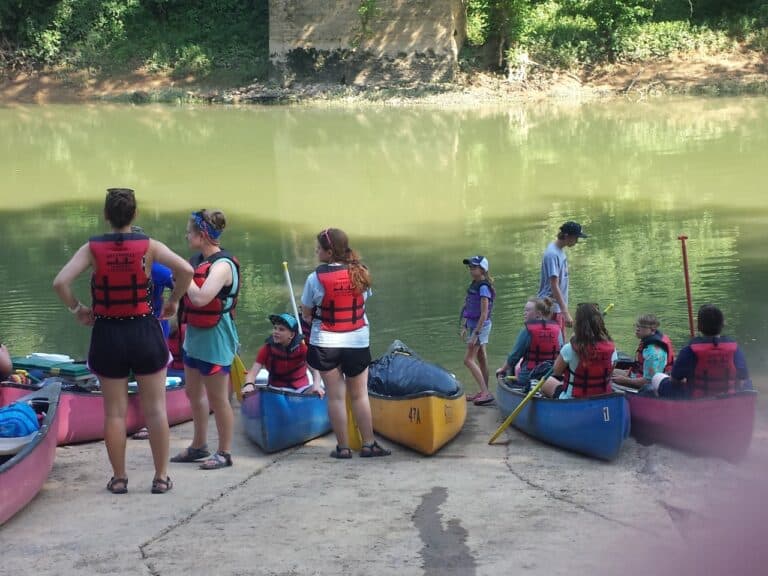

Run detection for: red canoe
[[0, 377, 192, 445], [612, 384, 757, 461], [0, 382, 61, 525]]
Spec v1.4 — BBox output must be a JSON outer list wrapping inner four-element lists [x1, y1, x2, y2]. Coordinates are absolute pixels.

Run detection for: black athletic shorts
[[88, 316, 169, 379], [307, 345, 371, 378]]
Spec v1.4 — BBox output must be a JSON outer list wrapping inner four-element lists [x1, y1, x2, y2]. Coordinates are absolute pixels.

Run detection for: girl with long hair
[[300, 228, 390, 458], [541, 302, 617, 399]]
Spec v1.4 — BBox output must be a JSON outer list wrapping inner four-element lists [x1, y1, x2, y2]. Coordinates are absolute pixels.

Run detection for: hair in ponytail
[[317, 228, 371, 292]]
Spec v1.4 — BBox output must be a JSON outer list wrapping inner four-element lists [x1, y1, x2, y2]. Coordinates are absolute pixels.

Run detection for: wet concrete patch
[[412, 486, 476, 576]]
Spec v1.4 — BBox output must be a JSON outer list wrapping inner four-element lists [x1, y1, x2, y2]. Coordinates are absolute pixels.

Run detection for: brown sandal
[[107, 476, 128, 494], [151, 476, 173, 494], [359, 441, 391, 458], [329, 445, 352, 459]]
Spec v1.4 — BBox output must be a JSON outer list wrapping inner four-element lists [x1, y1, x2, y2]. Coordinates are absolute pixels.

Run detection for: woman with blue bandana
[[171, 209, 240, 470]]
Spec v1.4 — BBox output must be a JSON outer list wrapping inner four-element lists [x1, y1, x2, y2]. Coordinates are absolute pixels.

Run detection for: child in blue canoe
[[241, 313, 323, 398], [495, 296, 563, 389]]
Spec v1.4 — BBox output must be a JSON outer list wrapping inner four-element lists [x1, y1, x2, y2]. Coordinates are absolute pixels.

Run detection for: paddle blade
[[488, 370, 551, 445], [231, 355, 247, 402], [345, 394, 363, 451]]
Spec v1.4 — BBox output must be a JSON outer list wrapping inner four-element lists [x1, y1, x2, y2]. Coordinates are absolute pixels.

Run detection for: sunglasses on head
[[321, 228, 332, 248]]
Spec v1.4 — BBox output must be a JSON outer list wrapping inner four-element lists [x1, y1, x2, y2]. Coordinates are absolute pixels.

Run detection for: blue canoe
[[496, 380, 630, 461], [240, 380, 331, 454]]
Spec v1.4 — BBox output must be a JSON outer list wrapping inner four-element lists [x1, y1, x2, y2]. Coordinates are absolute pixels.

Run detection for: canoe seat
[[0, 431, 37, 456]]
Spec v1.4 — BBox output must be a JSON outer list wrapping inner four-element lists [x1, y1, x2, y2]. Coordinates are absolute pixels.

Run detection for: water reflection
[[0, 98, 766, 382]]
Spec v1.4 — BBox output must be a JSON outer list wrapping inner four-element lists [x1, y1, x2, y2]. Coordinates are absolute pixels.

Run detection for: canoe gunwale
[[367, 388, 465, 402], [0, 382, 61, 474], [498, 380, 626, 403], [611, 382, 757, 402], [252, 384, 324, 399]]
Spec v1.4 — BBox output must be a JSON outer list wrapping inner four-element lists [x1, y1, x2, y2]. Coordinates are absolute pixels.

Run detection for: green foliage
[[466, 0, 492, 46], [561, 0, 655, 60], [469, 0, 766, 69], [0, 0, 269, 81], [616, 20, 733, 60]]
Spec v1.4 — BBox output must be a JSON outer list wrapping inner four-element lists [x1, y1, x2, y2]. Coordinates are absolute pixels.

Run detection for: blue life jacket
[[0, 401, 40, 437]]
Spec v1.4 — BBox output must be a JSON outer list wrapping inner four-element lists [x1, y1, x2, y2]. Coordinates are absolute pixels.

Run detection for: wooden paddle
[[488, 367, 553, 444], [345, 395, 363, 450]]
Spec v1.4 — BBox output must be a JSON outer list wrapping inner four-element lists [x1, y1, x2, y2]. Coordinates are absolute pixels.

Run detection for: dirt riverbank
[[3, 401, 766, 575], [1, 49, 766, 106]]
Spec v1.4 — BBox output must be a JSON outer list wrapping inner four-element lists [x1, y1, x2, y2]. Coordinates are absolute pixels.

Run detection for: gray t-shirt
[[537, 241, 568, 313]]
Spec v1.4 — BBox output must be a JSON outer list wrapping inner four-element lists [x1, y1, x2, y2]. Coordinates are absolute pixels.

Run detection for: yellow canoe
[[369, 390, 467, 455]]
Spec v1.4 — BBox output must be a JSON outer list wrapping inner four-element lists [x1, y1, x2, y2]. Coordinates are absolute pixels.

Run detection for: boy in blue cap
[[241, 313, 323, 397]]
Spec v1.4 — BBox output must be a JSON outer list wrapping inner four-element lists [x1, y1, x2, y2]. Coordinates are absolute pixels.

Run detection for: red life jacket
[[167, 323, 186, 370], [524, 320, 561, 370], [688, 337, 738, 398], [89, 233, 152, 319], [629, 331, 675, 378], [266, 336, 309, 390], [182, 251, 239, 328], [570, 341, 616, 398], [315, 264, 366, 332]]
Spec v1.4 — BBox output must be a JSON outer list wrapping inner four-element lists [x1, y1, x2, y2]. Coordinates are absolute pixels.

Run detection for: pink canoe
[[0, 378, 192, 445], [613, 384, 757, 461], [0, 382, 61, 525]]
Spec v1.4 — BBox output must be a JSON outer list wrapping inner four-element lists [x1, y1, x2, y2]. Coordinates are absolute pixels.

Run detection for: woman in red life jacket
[[171, 210, 240, 470], [300, 228, 390, 458], [240, 313, 323, 397], [460, 255, 496, 405], [612, 313, 675, 389], [541, 302, 617, 399], [647, 304, 750, 398], [52, 188, 193, 495], [495, 297, 563, 389]]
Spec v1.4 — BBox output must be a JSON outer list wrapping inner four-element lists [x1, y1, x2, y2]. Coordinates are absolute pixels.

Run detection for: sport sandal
[[329, 445, 353, 459], [107, 476, 128, 494], [360, 441, 391, 458], [170, 445, 210, 463], [151, 476, 173, 494], [199, 451, 233, 470]]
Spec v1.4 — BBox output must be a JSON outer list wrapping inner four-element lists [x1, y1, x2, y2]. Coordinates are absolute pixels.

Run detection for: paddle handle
[[678, 236, 695, 338], [488, 368, 553, 445], [282, 261, 303, 336], [602, 303, 614, 316]]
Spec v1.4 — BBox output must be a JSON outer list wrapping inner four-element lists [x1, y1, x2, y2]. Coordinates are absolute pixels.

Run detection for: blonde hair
[[534, 297, 554, 319]]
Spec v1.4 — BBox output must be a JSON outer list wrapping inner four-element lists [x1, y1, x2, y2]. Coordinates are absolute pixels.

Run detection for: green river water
[[1, 98, 766, 390]]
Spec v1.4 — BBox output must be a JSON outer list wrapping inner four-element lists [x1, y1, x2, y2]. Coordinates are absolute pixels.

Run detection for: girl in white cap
[[460, 255, 495, 405]]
